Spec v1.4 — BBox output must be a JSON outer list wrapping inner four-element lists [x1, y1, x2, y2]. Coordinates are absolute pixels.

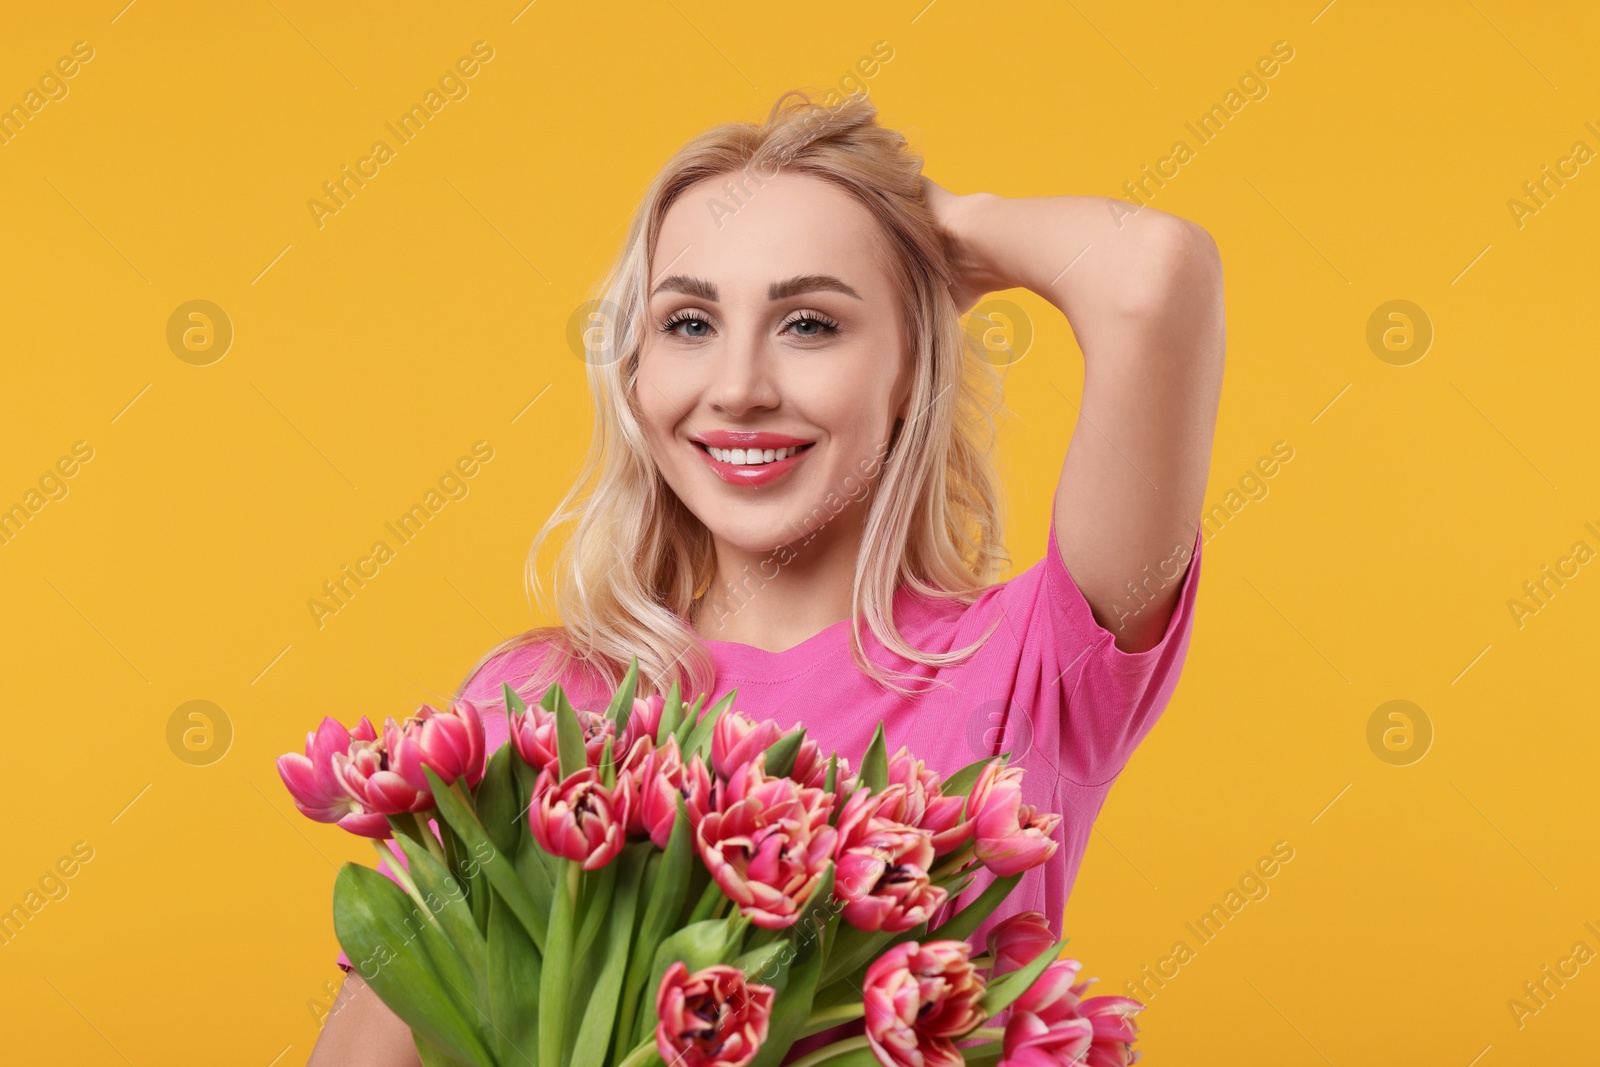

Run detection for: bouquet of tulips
[[277, 659, 1143, 1067]]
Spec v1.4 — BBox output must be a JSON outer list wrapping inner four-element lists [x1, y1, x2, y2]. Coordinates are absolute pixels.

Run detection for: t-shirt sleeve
[[942, 515, 1203, 953], [1004, 512, 1203, 789]]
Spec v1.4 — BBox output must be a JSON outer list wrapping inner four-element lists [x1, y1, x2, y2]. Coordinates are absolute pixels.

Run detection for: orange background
[[2, 1, 1597, 1063]]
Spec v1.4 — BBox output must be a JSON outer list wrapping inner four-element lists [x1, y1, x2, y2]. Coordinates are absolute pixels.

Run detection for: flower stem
[[785, 1035, 870, 1067], [686, 874, 724, 925], [409, 811, 448, 865], [614, 1037, 662, 1067], [371, 840, 438, 929], [803, 1001, 865, 1032], [930, 845, 977, 882]]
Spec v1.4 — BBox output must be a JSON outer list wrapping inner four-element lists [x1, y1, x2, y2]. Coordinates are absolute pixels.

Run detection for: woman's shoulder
[[895, 518, 1202, 669], [889, 543, 1044, 649], [454, 628, 609, 709]]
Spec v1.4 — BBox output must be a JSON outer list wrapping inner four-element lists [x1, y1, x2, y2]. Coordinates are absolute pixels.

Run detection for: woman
[[309, 89, 1223, 1064]]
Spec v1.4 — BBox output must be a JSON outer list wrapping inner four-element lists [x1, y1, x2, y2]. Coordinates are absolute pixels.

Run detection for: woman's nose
[[705, 331, 780, 415]]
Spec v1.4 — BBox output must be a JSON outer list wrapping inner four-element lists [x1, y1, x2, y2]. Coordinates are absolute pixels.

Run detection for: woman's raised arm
[[927, 182, 1226, 653]]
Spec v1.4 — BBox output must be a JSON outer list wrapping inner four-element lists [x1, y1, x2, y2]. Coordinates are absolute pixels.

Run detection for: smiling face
[[635, 172, 913, 558]]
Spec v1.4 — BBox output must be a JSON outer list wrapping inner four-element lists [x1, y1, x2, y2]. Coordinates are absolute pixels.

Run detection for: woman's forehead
[[651, 172, 891, 295]]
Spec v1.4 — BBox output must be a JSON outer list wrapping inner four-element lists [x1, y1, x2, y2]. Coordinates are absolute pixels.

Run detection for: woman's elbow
[[1113, 211, 1222, 317], [307, 971, 423, 1067]]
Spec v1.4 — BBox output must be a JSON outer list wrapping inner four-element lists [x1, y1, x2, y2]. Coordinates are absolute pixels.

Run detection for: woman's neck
[[690, 514, 865, 653]]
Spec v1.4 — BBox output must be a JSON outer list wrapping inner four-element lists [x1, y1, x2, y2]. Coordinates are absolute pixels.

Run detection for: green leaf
[[426, 767, 547, 953], [978, 936, 1069, 1017], [819, 923, 900, 988], [553, 687, 586, 781], [923, 872, 1022, 946], [763, 728, 806, 778], [656, 679, 684, 744], [475, 745, 522, 860], [614, 811, 694, 1063], [747, 922, 827, 1067], [860, 723, 888, 795], [393, 834, 488, 981], [488, 889, 541, 1066], [685, 873, 726, 926], [512, 754, 542, 822], [540, 858, 577, 1067], [939, 753, 1008, 798], [390, 835, 498, 1053], [465, 862, 490, 937], [572, 860, 619, 967], [515, 835, 554, 927], [681, 691, 733, 757], [960, 1040, 1004, 1067], [571, 847, 648, 1067], [672, 694, 706, 747], [732, 938, 791, 989], [333, 864, 495, 1067], [787, 862, 836, 963], [414, 1032, 473, 1067], [606, 655, 641, 731], [504, 681, 528, 716], [803, 1047, 883, 1067]]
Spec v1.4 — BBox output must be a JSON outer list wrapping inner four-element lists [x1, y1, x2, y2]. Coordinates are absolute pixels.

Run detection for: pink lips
[[689, 431, 816, 488]]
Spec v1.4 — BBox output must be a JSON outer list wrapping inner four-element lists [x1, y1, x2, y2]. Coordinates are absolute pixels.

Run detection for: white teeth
[[704, 444, 802, 465]]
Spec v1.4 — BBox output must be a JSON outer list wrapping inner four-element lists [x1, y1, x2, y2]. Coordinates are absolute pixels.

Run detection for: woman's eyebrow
[[648, 274, 863, 301]]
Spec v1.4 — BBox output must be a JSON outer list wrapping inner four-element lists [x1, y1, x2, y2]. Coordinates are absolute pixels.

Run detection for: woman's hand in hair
[[919, 180, 1224, 654], [920, 177, 1012, 315]]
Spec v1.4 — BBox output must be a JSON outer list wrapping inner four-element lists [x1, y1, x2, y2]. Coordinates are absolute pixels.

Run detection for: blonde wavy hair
[[461, 89, 1010, 706]]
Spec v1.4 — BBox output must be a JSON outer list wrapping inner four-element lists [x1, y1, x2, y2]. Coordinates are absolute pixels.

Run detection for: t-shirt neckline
[[700, 583, 920, 665], [701, 611, 855, 662]]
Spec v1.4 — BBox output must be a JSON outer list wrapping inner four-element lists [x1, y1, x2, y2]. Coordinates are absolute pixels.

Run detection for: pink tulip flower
[[276, 716, 391, 837], [863, 941, 987, 1067], [836, 753, 971, 857], [969, 762, 1061, 876], [510, 700, 615, 774], [637, 735, 689, 848], [835, 820, 948, 932], [888, 748, 974, 855], [691, 757, 837, 928], [621, 692, 666, 752], [394, 700, 487, 789], [710, 709, 784, 778], [528, 766, 628, 870], [986, 911, 1057, 977], [784, 739, 825, 790], [1075, 994, 1143, 1067], [655, 961, 776, 1067], [1002, 960, 1143, 1067], [333, 721, 434, 816]]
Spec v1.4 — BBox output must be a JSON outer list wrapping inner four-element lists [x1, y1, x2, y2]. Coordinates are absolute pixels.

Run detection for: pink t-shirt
[[337, 514, 1201, 973]]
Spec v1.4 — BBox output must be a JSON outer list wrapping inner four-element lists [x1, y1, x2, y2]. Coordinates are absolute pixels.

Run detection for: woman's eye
[[659, 311, 838, 340], [783, 314, 840, 338], [660, 312, 712, 338]]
